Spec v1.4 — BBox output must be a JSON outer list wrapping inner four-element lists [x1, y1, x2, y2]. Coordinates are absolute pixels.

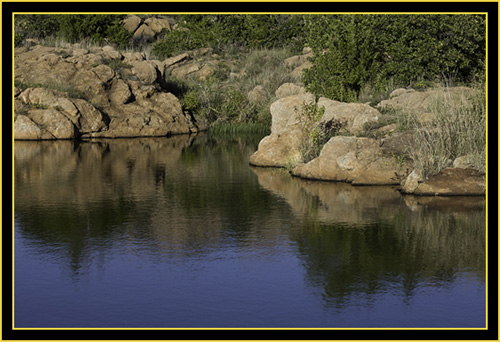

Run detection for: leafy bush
[[15, 15, 60, 40], [152, 14, 307, 59], [57, 15, 132, 48], [303, 14, 486, 102]]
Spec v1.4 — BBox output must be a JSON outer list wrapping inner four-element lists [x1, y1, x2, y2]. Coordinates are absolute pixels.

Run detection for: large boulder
[[249, 93, 315, 167], [271, 93, 315, 135], [249, 131, 303, 167], [291, 135, 411, 185]]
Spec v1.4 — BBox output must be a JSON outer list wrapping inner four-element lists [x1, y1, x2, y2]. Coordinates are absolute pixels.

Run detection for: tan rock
[[164, 53, 189, 68], [14, 115, 54, 140], [402, 168, 485, 196], [122, 15, 142, 33], [144, 17, 171, 33], [270, 93, 315, 135], [109, 79, 133, 105], [101, 45, 122, 60], [292, 136, 410, 185], [131, 60, 160, 84], [318, 98, 380, 135], [170, 62, 201, 79], [249, 131, 303, 168], [275, 83, 305, 98], [29, 109, 77, 139], [133, 24, 156, 39]]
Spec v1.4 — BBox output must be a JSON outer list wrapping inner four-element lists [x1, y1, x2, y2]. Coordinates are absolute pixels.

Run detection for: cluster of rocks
[[249, 84, 485, 196], [14, 44, 205, 139], [122, 15, 172, 42]]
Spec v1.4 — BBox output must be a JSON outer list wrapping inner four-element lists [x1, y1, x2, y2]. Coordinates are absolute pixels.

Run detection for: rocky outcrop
[[250, 81, 485, 196], [122, 15, 172, 42], [14, 44, 198, 139]]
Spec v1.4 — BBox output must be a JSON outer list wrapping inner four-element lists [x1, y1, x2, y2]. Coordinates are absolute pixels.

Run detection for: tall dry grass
[[408, 85, 486, 178]]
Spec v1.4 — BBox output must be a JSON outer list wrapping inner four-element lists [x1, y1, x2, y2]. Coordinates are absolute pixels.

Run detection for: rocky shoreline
[[249, 85, 486, 197], [13, 42, 486, 197]]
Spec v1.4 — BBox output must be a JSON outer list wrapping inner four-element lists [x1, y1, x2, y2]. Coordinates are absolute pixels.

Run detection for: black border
[[3, 1, 498, 340]]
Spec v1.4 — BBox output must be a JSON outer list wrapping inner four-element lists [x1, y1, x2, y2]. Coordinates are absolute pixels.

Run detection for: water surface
[[14, 133, 486, 328]]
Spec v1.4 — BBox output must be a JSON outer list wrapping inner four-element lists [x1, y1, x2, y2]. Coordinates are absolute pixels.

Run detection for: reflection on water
[[14, 133, 486, 328]]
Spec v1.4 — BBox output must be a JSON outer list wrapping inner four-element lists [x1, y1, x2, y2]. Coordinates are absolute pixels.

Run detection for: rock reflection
[[15, 134, 486, 310], [251, 166, 486, 309]]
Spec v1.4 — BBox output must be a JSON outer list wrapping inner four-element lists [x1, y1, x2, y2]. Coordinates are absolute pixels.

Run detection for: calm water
[[14, 133, 486, 328]]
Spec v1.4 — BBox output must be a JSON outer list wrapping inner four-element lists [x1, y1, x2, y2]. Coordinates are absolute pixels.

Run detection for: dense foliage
[[152, 14, 307, 59], [303, 14, 486, 102], [15, 14, 132, 48]]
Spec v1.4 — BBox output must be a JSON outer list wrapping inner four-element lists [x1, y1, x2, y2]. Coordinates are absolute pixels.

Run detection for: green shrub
[[15, 14, 60, 40], [57, 15, 132, 48], [152, 14, 307, 59], [303, 14, 486, 102]]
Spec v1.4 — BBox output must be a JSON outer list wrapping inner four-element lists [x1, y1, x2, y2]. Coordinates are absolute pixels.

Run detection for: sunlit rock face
[[14, 44, 198, 140]]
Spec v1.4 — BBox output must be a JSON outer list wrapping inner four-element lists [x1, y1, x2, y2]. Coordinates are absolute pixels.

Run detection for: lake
[[13, 132, 486, 328]]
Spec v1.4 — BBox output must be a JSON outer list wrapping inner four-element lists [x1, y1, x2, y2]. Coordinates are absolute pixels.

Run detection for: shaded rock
[[291, 136, 411, 185], [401, 168, 485, 196]]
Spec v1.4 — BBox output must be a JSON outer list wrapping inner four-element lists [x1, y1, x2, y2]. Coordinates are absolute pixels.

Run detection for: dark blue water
[[14, 133, 486, 328]]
